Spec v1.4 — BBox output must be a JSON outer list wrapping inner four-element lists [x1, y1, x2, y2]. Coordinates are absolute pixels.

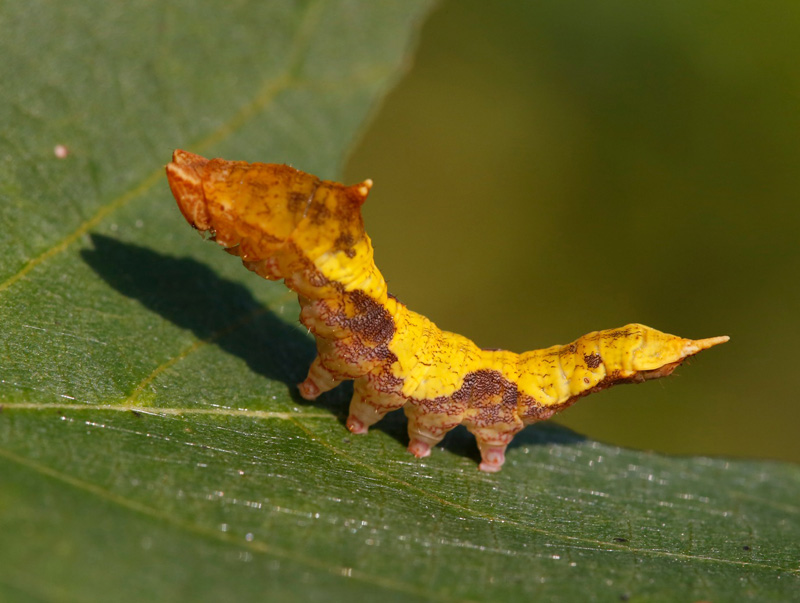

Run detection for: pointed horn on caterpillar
[[348, 179, 373, 206], [682, 335, 730, 357]]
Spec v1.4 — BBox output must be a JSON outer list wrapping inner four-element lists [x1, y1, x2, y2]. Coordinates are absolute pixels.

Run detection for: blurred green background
[[345, 0, 800, 463]]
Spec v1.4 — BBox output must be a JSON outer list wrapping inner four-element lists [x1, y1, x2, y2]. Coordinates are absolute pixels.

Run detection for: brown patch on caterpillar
[[317, 290, 395, 347], [287, 190, 311, 213], [454, 370, 517, 407], [306, 290, 398, 383], [306, 271, 329, 288], [423, 370, 520, 430], [308, 200, 331, 225], [607, 327, 637, 340], [368, 363, 404, 393], [414, 395, 467, 417], [333, 231, 357, 257], [348, 291, 394, 341], [584, 352, 602, 368], [518, 394, 557, 422]]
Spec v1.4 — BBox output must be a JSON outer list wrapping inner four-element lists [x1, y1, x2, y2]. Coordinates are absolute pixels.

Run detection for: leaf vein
[[1, 402, 333, 421], [125, 306, 272, 404]]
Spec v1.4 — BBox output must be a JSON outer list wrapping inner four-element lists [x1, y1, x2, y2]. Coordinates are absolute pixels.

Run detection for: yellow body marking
[[166, 150, 728, 472]]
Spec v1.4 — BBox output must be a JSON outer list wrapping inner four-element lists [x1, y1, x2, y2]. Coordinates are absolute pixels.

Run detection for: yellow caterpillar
[[166, 150, 728, 472]]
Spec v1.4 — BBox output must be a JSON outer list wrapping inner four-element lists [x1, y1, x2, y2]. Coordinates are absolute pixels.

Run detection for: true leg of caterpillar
[[345, 377, 406, 435], [403, 403, 464, 459], [297, 356, 343, 401]]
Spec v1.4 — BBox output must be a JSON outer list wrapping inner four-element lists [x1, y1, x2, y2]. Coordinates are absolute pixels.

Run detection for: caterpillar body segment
[[166, 150, 729, 472]]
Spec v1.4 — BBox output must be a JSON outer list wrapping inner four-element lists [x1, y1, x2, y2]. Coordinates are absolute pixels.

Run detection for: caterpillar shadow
[[82, 234, 340, 412], [82, 234, 585, 463]]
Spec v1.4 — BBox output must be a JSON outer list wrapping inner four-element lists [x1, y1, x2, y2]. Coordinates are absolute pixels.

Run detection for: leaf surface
[[0, 2, 798, 602]]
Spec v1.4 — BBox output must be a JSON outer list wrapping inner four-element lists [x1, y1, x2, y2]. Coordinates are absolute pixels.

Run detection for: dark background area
[[345, 0, 800, 463]]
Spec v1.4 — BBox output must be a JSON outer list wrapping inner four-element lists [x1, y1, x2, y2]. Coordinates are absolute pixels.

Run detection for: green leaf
[[1, 2, 798, 602]]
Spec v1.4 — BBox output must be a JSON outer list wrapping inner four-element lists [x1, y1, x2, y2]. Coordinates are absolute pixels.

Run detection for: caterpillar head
[[166, 150, 213, 231], [166, 150, 375, 263]]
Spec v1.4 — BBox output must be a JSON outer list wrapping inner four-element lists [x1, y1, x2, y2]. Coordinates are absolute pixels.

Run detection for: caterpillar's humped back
[[166, 150, 728, 472]]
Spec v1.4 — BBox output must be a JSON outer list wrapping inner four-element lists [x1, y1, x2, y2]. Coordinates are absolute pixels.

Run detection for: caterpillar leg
[[346, 377, 405, 435], [465, 424, 524, 473], [403, 402, 464, 459], [475, 442, 509, 473], [298, 356, 342, 400]]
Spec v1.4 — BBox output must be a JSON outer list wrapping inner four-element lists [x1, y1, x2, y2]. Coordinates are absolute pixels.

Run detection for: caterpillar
[[166, 150, 728, 472]]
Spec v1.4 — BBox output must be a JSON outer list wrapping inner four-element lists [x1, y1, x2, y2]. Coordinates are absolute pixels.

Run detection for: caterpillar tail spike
[[683, 335, 731, 356], [165, 150, 729, 472]]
